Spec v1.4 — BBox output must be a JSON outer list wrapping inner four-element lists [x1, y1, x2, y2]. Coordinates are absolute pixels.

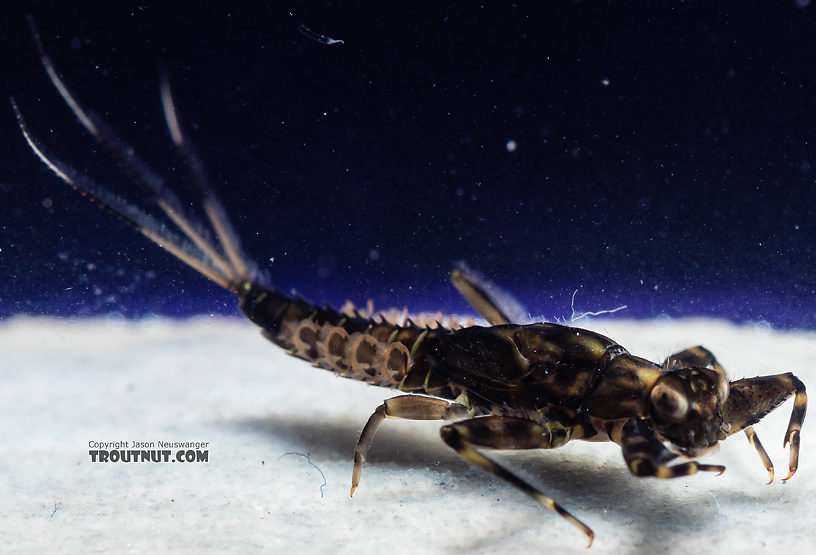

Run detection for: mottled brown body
[[236, 279, 805, 545], [16, 25, 808, 546], [241, 282, 665, 421]]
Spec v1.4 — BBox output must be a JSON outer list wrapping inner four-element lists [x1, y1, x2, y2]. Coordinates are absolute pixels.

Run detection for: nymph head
[[648, 367, 729, 450]]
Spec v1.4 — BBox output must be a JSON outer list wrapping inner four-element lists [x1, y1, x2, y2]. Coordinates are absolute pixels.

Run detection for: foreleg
[[721, 372, 807, 481], [621, 418, 725, 478]]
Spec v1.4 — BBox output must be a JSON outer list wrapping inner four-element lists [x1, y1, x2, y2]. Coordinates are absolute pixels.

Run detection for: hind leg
[[351, 395, 469, 496], [351, 396, 592, 544]]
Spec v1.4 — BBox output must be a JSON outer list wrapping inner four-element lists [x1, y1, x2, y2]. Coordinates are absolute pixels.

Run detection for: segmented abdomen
[[281, 318, 414, 386], [238, 282, 460, 398]]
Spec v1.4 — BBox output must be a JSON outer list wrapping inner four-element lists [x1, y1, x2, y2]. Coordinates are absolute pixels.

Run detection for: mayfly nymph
[[12, 22, 807, 546]]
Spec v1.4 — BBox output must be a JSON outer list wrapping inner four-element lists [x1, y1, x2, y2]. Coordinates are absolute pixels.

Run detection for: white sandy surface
[[1, 316, 814, 553]]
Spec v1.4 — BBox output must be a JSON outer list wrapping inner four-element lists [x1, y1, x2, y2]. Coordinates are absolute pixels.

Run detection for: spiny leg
[[449, 264, 526, 325], [439, 415, 594, 546], [722, 372, 806, 481], [744, 426, 774, 484], [450, 268, 511, 325], [351, 395, 469, 496]]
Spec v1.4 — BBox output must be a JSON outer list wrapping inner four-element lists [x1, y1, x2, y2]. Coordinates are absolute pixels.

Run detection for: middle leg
[[439, 412, 594, 546]]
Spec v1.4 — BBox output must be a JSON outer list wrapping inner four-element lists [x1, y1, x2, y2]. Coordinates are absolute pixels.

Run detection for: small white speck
[[505, 140, 517, 152]]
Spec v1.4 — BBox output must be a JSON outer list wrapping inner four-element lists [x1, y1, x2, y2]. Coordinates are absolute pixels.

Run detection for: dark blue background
[[3, 1, 816, 328]]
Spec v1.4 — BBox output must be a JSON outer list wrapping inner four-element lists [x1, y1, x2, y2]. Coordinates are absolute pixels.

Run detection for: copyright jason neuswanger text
[[88, 440, 209, 463]]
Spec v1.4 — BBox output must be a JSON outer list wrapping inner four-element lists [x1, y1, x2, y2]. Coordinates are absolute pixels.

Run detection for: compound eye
[[650, 382, 689, 422]]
